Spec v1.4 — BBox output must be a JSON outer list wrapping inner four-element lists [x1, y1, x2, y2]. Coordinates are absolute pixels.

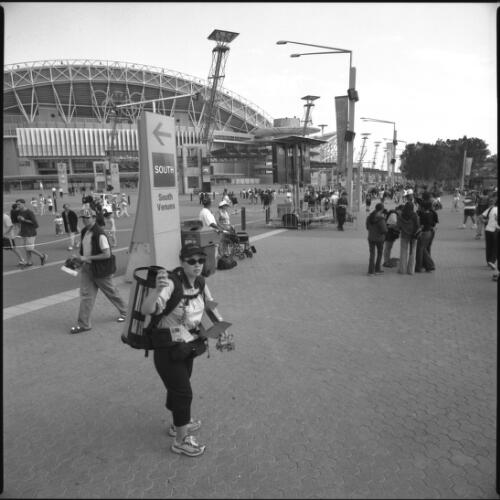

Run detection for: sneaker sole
[[171, 444, 206, 457]]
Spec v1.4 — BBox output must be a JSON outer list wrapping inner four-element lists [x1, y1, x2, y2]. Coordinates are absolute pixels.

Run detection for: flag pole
[[460, 148, 467, 191]]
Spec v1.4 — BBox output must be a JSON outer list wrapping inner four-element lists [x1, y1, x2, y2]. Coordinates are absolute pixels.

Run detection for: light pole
[[383, 137, 407, 180], [356, 133, 370, 211], [361, 117, 397, 186], [277, 40, 358, 209]]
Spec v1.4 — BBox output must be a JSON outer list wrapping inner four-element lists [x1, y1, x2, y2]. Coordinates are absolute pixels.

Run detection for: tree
[[399, 136, 490, 183]]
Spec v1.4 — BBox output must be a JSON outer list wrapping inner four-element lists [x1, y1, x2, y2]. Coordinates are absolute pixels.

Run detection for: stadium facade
[[4, 59, 301, 192]]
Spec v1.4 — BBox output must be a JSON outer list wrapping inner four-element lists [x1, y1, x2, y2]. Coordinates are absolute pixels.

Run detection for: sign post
[[124, 111, 181, 282]]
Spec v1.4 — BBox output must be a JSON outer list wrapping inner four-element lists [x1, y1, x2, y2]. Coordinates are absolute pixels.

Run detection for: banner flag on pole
[[386, 142, 393, 171], [335, 96, 348, 174], [464, 157, 473, 176]]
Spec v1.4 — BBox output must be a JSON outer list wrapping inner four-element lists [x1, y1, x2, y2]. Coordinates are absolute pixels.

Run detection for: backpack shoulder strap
[[147, 267, 206, 329]]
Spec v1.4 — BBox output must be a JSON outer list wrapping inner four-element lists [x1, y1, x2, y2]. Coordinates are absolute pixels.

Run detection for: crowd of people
[[364, 184, 498, 280], [3, 188, 131, 269]]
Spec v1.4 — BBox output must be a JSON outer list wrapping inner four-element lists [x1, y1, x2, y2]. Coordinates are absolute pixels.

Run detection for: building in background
[[3, 60, 273, 192]]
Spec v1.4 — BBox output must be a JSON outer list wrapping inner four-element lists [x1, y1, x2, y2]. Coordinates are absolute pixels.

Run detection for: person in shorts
[[15, 199, 47, 267], [3, 212, 26, 266]]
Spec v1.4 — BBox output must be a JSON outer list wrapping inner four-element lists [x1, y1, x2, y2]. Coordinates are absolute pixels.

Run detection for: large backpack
[[122, 266, 205, 357]]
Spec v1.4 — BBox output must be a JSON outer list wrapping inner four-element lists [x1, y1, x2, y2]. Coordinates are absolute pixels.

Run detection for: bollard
[[190, 193, 193, 202], [265, 206, 270, 224], [241, 206, 246, 231]]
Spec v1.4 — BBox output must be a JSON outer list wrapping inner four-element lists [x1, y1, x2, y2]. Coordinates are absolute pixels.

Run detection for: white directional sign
[[124, 112, 181, 282]]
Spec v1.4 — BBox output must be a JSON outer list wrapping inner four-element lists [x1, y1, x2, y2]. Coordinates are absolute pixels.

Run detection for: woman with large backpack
[[141, 244, 225, 457]]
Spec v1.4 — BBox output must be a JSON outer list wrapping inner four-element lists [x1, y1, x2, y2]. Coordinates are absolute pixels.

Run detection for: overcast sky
[[3, 2, 497, 165]]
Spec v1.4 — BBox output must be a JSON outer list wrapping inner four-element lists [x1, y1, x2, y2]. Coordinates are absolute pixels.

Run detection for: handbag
[[91, 254, 116, 277]]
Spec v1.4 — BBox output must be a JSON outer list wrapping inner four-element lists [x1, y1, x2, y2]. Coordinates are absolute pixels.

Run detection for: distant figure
[[62, 204, 79, 250], [3, 212, 26, 266], [336, 191, 348, 231], [15, 198, 48, 267]]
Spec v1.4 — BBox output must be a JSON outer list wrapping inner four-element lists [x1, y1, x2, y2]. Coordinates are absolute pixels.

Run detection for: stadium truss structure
[[3, 60, 273, 134]]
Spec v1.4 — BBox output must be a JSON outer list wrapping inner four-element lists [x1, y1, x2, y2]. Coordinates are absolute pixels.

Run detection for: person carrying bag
[[140, 244, 228, 458], [69, 209, 126, 334]]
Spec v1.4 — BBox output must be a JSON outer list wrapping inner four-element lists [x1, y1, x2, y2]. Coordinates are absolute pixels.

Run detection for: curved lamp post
[[277, 40, 357, 209]]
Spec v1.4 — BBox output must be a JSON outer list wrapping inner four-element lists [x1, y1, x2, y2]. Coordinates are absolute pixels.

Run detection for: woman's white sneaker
[[171, 435, 206, 457]]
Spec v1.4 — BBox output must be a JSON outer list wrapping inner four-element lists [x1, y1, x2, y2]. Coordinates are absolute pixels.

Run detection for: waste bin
[[181, 220, 220, 277]]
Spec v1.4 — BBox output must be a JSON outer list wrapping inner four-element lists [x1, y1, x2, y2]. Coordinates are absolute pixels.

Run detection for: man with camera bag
[[69, 208, 127, 334]]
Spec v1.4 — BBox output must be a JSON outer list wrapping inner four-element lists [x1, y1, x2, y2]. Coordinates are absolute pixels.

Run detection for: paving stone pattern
[[2, 198, 497, 498]]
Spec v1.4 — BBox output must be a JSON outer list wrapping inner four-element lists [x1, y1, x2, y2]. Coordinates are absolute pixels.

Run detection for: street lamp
[[356, 133, 370, 210], [360, 117, 398, 188], [277, 39, 357, 209], [361, 117, 397, 186]]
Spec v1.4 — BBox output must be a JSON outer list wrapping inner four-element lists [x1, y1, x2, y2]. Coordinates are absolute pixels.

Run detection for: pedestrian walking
[[460, 191, 477, 229], [62, 203, 79, 250], [140, 243, 226, 457], [397, 201, 420, 275], [69, 209, 127, 334], [3, 212, 26, 266], [38, 193, 46, 215], [366, 203, 387, 276], [119, 194, 130, 217], [54, 212, 64, 235], [47, 196, 54, 214], [59, 187, 64, 199], [15, 199, 48, 267]]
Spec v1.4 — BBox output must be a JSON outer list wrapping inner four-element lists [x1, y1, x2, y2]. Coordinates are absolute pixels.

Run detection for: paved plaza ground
[[1, 194, 498, 498]]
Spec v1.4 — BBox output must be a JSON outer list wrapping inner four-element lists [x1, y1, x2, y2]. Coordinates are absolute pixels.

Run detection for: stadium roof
[[3, 60, 273, 133]]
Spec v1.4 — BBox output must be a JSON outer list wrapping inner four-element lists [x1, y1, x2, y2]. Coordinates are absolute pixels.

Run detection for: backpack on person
[[122, 266, 206, 357]]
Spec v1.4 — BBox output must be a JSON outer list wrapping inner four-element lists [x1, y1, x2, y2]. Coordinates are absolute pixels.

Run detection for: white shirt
[[482, 206, 498, 232], [154, 279, 215, 330], [81, 227, 110, 257], [218, 209, 231, 227], [3, 213, 13, 237], [199, 207, 217, 228]]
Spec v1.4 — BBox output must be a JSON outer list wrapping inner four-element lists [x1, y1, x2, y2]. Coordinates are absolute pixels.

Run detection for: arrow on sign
[[153, 122, 172, 146]]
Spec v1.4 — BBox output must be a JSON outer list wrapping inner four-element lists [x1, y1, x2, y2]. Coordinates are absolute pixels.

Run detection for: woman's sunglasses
[[185, 258, 206, 265]]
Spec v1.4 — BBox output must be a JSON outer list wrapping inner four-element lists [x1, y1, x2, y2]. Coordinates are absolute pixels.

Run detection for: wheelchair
[[218, 227, 255, 259]]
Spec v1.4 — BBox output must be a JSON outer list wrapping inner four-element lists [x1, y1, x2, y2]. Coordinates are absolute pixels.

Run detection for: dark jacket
[[62, 209, 78, 233], [366, 211, 388, 242], [18, 208, 39, 237], [397, 212, 420, 239], [79, 224, 106, 257], [416, 209, 438, 231]]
